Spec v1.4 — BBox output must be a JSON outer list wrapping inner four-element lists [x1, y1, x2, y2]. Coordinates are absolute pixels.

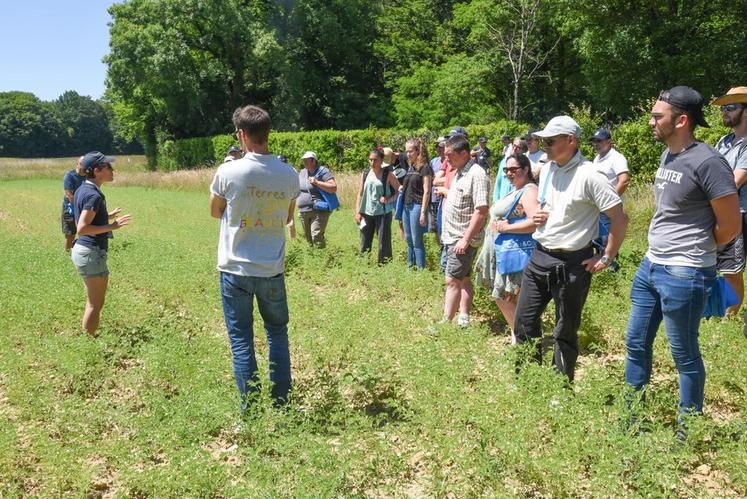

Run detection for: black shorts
[[61, 210, 76, 236]]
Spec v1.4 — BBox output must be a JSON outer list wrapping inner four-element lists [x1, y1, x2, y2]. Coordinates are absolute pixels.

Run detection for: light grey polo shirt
[[534, 150, 622, 251]]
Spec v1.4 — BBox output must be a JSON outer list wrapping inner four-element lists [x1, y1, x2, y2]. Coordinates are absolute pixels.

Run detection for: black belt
[[537, 243, 591, 255]]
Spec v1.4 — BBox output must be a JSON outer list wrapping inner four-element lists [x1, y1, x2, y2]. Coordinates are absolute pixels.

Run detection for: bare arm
[[380, 172, 401, 204], [310, 177, 337, 193], [64, 189, 75, 204], [355, 176, 364, 225], [615, 172, 631, 195], [454, 206, 489, 254], [712, 193, 741, 245], [494, 187, 540, 234], [734, 169, 747, 190], [209, 193, 227, 219], [286, 199, 296, 224], [582, 203, 628, 273], [76, 209, 130, 236]]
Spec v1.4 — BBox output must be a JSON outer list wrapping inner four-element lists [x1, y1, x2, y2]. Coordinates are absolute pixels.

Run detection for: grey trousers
[[300, 210, 331, 248]]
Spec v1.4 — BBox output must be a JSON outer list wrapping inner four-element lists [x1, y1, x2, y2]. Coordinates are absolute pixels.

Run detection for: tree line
[[6, 1, 744, 159], [0, 91, 142, 158]]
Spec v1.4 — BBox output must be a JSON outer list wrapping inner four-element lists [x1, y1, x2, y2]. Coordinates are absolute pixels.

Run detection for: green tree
[[0, 92, 64, 157], [556, 0, 747, 118], [277, 0, 388, 130], [392, 55, 500, 129], [55, 91, 113, 154], [106, 0, 283, 164]]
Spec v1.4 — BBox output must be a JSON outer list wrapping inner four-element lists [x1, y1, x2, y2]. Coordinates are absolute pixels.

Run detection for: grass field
[[0, 157, 746, 497]]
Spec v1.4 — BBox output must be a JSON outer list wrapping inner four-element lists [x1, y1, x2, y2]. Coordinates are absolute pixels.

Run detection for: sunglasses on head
[[720, 104, 743, 113]]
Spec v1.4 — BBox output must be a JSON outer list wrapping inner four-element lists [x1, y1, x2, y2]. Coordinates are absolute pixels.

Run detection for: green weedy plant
[[0, 167, 745, 496]]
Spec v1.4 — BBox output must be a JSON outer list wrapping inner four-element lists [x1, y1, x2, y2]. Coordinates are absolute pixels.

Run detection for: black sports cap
[[657, 86, 709, 128]]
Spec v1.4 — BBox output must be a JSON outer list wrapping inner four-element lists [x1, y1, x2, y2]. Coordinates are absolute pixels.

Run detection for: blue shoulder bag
[[494, 187, 536, 275], [312, 167, 340, 211]]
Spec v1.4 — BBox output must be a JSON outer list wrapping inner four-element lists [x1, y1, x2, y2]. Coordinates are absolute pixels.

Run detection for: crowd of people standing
[[63, 84, 747, 437]]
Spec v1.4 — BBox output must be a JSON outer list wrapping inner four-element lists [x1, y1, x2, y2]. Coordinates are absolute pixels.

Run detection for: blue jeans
[[624, 257, 716, 414], [220, 271, 291, 409], [402, 202, 427, 268]]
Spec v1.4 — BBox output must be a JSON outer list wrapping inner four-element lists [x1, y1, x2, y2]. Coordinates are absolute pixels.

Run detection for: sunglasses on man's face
[[543, 136, 567, 147], [720, 104, 743, 113]]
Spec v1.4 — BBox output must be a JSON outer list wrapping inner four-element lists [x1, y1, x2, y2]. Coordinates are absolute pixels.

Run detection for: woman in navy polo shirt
[[71, 151, 131, 336]]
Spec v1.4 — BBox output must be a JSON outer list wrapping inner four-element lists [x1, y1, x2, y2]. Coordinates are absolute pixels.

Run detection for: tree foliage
[[0, 91, 131, 158]]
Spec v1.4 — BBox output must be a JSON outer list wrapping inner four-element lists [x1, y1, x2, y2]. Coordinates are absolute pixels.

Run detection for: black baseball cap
[[591, 128, 611, 141], [478, 136, 487, 143], [80, 151, 115, 174], [658, 86, 709, 128]]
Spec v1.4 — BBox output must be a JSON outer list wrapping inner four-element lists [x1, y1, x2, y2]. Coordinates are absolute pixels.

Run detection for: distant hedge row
[[157, 107, 728, 183]]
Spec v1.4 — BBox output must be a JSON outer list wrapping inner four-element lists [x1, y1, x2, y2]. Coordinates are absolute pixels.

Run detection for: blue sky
[[0, 1, 114, 101]]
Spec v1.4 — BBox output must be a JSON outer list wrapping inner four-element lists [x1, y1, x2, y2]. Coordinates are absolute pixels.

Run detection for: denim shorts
[[71, 244, 109, 278]]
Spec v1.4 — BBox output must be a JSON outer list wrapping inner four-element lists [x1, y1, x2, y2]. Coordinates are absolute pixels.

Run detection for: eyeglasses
[[503, 167, 522, 173], [720, 104, 743, 113]]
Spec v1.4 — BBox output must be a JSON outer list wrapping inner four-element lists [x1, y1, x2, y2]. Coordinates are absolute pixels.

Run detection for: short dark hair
[[445, 135, 470, 153], [369, 149, 384, 160], [669, 105, 697, 133], [232, 105, 271, 144]]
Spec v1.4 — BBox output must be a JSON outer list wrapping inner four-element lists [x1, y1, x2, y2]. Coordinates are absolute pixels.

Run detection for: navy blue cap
[[478, 136, 487, 143], [80, 151, 115, 174], [228, 145, 241, 153], [591, 128, 611, 141]]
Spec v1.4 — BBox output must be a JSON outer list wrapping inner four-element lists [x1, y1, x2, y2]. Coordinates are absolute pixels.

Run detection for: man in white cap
[[712, 87, 747, 316], [513, 115, 628, 382]]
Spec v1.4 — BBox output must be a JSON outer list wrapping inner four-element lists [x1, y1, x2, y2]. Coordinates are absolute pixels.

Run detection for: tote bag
[[494, 188, 536, 275]]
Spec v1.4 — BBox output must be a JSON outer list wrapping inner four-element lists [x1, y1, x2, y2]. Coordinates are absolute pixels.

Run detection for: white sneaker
[[457, 314, 470, 328]]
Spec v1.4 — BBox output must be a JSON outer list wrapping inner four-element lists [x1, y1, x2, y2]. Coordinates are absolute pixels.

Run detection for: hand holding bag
[[494, 187, 536, 275]]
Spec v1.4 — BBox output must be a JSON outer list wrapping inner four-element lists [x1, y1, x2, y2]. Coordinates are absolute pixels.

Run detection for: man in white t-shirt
[[525, 130, 547, 176], [591, 128, 630, 259], [209, 105, 300, 411], [513, 116, 628, 382], [591, 128, 630, 195]]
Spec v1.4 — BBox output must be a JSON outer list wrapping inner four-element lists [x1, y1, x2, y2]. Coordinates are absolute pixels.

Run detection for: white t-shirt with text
[[210, 153, 300, 277]]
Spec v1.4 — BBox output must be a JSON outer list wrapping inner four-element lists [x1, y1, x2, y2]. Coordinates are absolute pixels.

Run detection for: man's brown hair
[[232, 105, 271, 144]]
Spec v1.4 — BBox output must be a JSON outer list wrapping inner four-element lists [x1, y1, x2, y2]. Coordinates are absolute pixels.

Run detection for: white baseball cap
[[301, 151, 318, 160], [533, 116, 582, 138]]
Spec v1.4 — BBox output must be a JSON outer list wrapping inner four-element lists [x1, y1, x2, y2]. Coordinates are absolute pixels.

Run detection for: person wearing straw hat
[[712, 87, 747, 316]]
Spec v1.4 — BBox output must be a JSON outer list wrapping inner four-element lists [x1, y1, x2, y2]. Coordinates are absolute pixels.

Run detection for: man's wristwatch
[[599, 255, 611, 267]]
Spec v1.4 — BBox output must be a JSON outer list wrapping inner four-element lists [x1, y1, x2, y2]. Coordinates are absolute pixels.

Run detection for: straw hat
[[712, 87, 747, 106]]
